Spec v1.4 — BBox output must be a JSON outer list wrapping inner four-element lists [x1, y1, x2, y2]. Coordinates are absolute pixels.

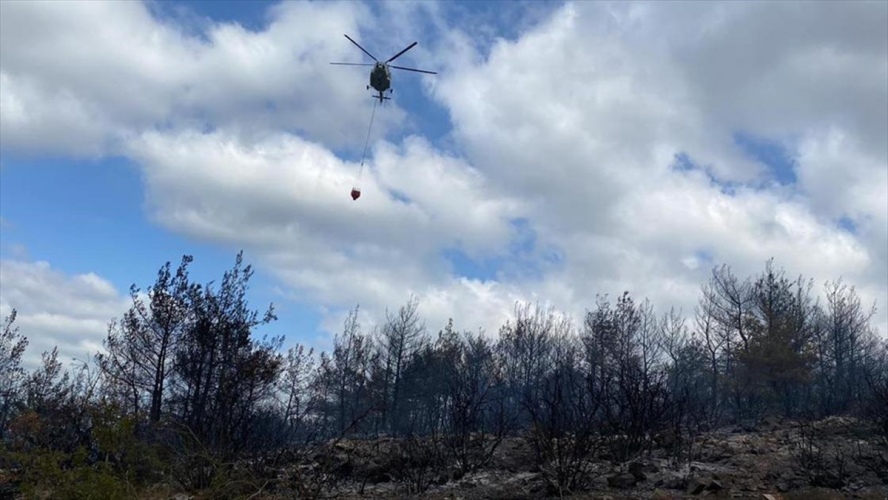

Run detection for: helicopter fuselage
[[369, 63, 391, 93]]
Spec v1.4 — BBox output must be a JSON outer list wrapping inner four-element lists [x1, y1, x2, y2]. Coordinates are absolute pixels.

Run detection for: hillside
[[223, 416, 887, 499]]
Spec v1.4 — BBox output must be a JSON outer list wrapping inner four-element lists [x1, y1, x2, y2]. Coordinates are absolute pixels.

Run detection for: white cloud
[[122, 127, 526, 337], [0, 260, 130, 370], [0, 72, 110, 157], [670, 1, 888, 164], [125, 129, 520, 253], [0, 0, 884, 351], [427, 0, 887, 334], [797, 128, 888, 224]]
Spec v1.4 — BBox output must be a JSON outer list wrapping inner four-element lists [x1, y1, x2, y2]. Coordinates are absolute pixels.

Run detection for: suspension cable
[[357, 98, 379, 180]]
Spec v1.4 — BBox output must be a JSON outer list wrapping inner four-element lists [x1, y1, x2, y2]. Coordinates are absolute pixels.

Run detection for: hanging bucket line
[[351, 99, 378, 201], [358, 98, 378, 179]]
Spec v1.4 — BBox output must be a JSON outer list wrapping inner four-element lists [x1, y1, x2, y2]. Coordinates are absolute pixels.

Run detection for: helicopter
[[330, 34, 437, 104]]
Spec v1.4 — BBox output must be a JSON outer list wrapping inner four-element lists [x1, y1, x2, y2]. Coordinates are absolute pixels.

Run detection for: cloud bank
[[1, 0, 885, 364]]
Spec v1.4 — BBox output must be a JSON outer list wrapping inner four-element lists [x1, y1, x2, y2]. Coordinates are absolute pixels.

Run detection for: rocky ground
[[300, 416, 888, 499], [9, 416, 883, 499]]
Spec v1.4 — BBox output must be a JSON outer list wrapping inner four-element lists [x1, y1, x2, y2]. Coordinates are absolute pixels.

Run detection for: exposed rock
[[655, 430, 679, 449], [364, 464, 391, 484], [811, 472, 845, 489], [333, 440, 357, 452], [686, 478, 708, 495], [762, 416, 783, 431], [651, 488, 675, 499], [686, 477, 723, 495], [628, 461, 657, 480], [607, 472, 639, 489], [663, 475, 687, 490]]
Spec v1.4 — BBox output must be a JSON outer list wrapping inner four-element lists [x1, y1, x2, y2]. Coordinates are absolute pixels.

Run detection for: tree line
[[1, 252, 886, 496]]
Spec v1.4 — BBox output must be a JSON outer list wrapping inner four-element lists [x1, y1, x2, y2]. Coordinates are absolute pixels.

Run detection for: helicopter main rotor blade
[[390, 65, 437, 75], [344, 34, 378, 62], [386, 41, 418, 63], [330, 62, 376, 66]]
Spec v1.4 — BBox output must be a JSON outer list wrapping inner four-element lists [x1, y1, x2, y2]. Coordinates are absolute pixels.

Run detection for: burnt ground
[[291, 416, 888, 500]]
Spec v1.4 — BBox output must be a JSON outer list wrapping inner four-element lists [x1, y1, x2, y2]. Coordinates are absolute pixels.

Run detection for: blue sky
[[1, 0, 885, 367]]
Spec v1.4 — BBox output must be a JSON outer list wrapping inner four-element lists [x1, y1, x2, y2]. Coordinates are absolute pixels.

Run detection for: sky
[[1, 0, 886, 369]]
